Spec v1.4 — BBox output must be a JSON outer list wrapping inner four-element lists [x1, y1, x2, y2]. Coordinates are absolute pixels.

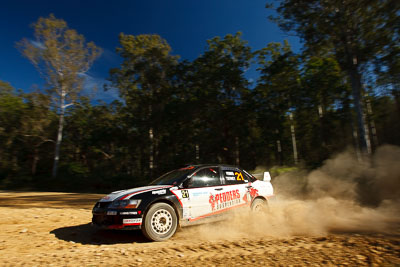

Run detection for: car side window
[[189, 168, 221, 188], [243, 170, 257, 182], [223, 169, 247, 185]]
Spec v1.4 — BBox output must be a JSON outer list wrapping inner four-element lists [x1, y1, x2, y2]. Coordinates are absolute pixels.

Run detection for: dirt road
[[0, 191, 399, 266]]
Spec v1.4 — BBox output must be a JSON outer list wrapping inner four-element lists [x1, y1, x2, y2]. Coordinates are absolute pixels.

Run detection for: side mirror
[[263, 171, 271, 182], [182, 178, 192, 188]]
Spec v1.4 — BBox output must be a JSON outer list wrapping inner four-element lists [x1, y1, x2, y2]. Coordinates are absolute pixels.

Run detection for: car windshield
[[149, 167, 195, 186]]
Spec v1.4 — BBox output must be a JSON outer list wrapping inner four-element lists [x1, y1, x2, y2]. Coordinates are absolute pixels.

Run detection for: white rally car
[[92, 164, 274, 241]]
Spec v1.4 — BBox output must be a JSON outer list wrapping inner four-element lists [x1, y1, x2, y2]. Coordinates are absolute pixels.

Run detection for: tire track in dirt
[[0, 191, 399, 266]]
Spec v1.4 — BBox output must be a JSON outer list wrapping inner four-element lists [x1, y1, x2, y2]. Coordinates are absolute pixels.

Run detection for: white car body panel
[[171, 179, 273, 221]]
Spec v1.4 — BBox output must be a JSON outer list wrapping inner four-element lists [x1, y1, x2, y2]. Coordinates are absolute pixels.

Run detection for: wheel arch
[[144, 198, 182, 226], [251, 196, 268, 205]]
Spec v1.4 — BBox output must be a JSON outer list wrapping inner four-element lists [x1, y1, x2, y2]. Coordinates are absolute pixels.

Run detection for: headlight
[[111, 199, 141, 209]]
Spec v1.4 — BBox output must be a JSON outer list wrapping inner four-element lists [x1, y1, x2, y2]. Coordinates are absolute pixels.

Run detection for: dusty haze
[[182, 145, 400, 241], [0, 146, 399, 266]]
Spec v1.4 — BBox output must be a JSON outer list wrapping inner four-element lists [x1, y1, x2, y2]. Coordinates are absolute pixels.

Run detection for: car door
[[180, 167, 224, 221], [220, 167, 251, 209]]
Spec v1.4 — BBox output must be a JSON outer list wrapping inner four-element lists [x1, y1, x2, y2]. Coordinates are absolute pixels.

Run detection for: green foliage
[[0, 82, 56, 180], [109, 33, 179, 179], [268, 0, 399, 154], [270, 0, 396, 68], [296, 56, 351, 165], [254, 41, 300, 165], [17, 14, 102, 178], [269, 166, 299, 177], [0, 83, 27, 176], [186, 32, 255, 167], [1, 9, 399, 192], [17, 14, 102, 103]]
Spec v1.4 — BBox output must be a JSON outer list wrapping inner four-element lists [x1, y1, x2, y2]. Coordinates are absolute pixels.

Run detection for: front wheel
[[142, 202, 178, 241], [251, 198, 268, 213]]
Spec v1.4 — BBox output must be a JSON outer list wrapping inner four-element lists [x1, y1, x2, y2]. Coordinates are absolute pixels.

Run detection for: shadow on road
[[0, 191, 102, 209], [51, 223, 149, 244]]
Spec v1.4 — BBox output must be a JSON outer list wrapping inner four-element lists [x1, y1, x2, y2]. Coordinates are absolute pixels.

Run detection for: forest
[[0, 0, 399, 193]]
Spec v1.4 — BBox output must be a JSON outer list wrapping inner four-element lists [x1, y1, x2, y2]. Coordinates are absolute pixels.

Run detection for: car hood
[[99, 185, 173, 202]]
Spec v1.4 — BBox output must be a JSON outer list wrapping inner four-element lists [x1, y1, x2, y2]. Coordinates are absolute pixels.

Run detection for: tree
[[374, 4, 400, 115], [20, 91, 55, 175], [297, 56, 351, 165], [255, 41, 301, 165], [17, 14, 102, 177], [0, 81, 26, 176], [109, 34, 178, 179], [62, 99, 127, 177], [269, 0, 398, 155], [189, 32, 253, 166]]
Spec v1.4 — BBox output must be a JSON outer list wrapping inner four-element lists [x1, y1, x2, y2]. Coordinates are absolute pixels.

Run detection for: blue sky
[[0, 0, 300, 102]]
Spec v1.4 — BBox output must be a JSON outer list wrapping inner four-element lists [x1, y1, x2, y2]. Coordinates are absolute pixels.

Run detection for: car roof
[[182, 164, 241, 170]]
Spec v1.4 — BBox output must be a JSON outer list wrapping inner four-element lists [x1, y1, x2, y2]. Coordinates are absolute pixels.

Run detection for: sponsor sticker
[[106, 211, 117, 215], [192, 191, 208, 196], [181, 190, 189, 198], [209, 189, 241, 211], [123, 218, 142, 224], [242, 187, 259, 203], [224, 171, 237, 181], [152, 189, 167, 195], [182, 207, 190, 218], [120, 211, 138, 215]]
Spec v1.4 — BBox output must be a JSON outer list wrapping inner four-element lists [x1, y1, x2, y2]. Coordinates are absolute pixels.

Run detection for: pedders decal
[[242, 187, 259, 203], [209, 189, 241, 211]]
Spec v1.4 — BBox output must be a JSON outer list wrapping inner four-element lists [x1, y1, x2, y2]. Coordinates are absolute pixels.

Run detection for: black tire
[[251, 198, 268, 213], [142, 202, 178, 242]]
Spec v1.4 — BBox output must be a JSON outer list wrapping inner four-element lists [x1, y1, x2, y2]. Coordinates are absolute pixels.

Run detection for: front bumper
[[92, 209, 143, 230]]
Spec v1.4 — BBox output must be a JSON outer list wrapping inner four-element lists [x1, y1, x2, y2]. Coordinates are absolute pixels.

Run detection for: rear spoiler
[[251, 171, 271, 182]]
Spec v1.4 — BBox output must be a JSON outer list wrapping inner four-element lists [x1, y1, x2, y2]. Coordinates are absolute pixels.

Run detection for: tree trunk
[[32, 147, 39, 175], [348, 61, 369, 155], [52, 92, 65, 178], [365, 93, 378, 151], [318, 104, 325, 142], [195, 143, 200, 163], [235, 136, 240, 166], [362, 109, 372, 154], [351, 117, 362, 162], [289, 113, 298, 165], [392, 89, 400, 117], [149, 127, 154, 179], [318, 103, 327, 150], [275, 129, 282, 166]]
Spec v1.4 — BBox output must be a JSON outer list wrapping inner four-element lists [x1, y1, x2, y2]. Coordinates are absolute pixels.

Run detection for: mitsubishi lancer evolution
[[92, 165, 274, 241]]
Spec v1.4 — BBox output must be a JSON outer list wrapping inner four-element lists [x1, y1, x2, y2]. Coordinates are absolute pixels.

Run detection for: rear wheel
[[142, 203, 178, 241], [251, 198, 268, 213]]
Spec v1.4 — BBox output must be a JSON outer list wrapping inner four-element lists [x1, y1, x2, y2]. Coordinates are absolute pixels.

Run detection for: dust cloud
[[180, 145, 400, 241]]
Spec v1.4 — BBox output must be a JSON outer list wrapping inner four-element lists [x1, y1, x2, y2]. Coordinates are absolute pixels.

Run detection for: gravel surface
[[0, 191, 399, 266]]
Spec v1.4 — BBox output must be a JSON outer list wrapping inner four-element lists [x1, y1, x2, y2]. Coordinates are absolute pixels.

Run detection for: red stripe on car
[[120, 186, 172, 200], [170, 190, 183, 207]]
